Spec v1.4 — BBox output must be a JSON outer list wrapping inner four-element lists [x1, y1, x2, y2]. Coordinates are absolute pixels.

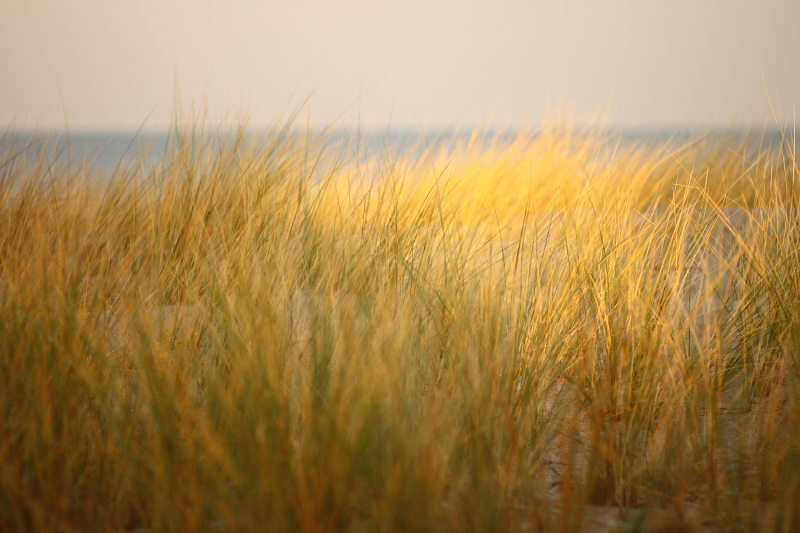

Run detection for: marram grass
[[1, 123, 799, 532]]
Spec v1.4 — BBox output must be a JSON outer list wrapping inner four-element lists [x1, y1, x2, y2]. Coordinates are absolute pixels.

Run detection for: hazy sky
[[1, 1, 798, 130]]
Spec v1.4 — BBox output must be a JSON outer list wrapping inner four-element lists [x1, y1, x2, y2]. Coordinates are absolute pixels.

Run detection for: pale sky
[[1, 1, 798, 130]]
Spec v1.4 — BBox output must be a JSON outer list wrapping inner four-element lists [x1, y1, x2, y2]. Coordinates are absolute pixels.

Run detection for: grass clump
[[1, 120, 799, 532]]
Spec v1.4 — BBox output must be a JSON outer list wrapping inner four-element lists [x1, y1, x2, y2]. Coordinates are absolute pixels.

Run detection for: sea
[[1, 127, 793, 177]]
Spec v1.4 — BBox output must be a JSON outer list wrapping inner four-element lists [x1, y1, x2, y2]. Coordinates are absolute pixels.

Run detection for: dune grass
[[1, 119, 799, 532]]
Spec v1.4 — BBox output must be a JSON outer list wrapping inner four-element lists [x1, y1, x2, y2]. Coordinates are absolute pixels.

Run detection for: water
[[1, 127, 792, 178]]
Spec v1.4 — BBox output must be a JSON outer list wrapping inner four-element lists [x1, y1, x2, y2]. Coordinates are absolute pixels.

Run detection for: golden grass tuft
[[1, 119, 799, 532]]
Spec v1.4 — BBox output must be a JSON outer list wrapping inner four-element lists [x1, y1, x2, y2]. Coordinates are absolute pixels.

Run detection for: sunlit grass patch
[[1, 119, 799, 532]]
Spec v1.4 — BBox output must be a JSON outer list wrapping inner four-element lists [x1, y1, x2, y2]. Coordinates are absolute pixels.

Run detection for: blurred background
[[1, 0, 798, 131]]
